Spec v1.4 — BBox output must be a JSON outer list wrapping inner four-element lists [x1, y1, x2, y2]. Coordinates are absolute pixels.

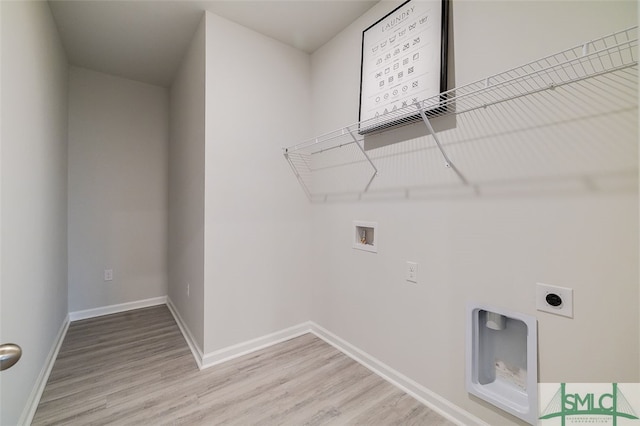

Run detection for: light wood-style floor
[[33, 306, 454, 425]]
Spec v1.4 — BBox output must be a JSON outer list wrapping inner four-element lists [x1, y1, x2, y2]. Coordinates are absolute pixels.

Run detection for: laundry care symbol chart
[[359, 0, 445, 132]]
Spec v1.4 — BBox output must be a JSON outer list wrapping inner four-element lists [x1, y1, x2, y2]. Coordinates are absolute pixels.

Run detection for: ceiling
[[48, 0, 379, 87]]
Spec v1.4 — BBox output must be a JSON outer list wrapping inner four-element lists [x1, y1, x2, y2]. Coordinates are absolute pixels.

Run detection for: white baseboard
[[162, 313, 483, 425], [165, 298, 310, 371], [64, 298, 484, 424], [200, 322, 312, 370], [309, 322, 488, 426], [19, 314, 70, 426], [166, 297, 204, 369], [69, 296, 167, 322]]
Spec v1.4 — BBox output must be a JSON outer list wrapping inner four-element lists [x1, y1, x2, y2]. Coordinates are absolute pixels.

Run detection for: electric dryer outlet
[[536, 283, 573, 318]]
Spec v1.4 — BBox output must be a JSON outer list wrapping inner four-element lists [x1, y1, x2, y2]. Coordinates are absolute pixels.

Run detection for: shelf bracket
[[283, 150, 312, 200], [347, 128, 378, 192], [415, 104, 470, 187]]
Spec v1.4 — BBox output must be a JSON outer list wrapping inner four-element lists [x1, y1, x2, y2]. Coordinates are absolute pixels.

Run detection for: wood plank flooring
[[33, 306, 454, 425]]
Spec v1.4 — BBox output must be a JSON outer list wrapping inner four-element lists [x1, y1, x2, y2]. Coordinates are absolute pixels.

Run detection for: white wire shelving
[[283, 26, 638, 202]]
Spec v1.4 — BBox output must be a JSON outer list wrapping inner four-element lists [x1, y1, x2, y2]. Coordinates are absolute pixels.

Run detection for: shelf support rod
[[415, 104, 470, 186], [347, 129, 378, 192]]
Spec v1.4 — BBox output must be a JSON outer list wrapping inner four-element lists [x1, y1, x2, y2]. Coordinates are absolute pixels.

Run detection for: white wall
[[0, 1, 69, 424], [168, 16, 206, 351], [67, 67, 168, 312], [310, 1, 638, 424], [203, 12, 312, 353]]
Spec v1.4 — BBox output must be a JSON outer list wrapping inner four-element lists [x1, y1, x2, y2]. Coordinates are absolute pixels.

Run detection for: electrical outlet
[[406, 261, 417, 283], [536, 283, 573, 318], [104, 269, 113, 281]]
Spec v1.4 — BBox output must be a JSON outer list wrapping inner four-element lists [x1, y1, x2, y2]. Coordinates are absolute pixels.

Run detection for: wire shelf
[[284, 26, 638, 201]]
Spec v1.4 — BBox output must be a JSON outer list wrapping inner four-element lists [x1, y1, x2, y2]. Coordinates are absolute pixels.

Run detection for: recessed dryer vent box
[[353, 221, 377, 253], [466, 304, 538, 425]]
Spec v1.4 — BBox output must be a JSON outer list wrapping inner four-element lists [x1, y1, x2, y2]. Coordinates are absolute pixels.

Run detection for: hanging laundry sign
[[358, 0, 449, 134]]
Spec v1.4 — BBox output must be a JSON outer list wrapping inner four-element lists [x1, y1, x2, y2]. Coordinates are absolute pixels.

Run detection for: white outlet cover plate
[[536, 282, 573, 318], [406, 261, 417, 283]]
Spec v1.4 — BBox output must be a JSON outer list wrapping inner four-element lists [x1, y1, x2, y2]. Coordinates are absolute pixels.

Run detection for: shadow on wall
[[284, 63, 637, 203]]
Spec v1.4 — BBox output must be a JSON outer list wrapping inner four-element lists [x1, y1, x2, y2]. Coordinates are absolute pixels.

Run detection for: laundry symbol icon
[[388, 76, 394, 83], [413, 52, 420, 60], [398, 71, 403, 78], [392, 104, 398, 111], [408, 66, 414, 74], [403, 43, 410, 51], [392, 89, 398, 96], [399, 29, 406, 36], [379, 80, 385, 87], [383, 108, 389, 114], [375, 96, 380, 103], [385, 67, 390, 74], [420, 17, 428, 24], [394, 48, 400, 56], [413, 37, 420, 45], [412, 81, 419, 88], [403, 58, 409, 65], [409, 23, 416, 30], [375, 72, 382, 78], [412, 98, 418, 103], [381, 41, 387, 48], [402, 85, 408, 92], [385, 53, 392, 60], [376, 58, 383, 65], [384, 93, 390, 100], [393, 63, 400, 70], [372, 46, 379, 53], [402, 101, 408, 107], [389, 36, 396, 43]]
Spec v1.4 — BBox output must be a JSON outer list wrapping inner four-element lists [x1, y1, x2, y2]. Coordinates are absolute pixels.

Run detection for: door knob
[[0, 343, 22, 371]]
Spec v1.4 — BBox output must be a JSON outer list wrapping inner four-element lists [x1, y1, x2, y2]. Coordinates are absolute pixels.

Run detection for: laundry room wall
[[309, 1, 638, 424], [202, 11, 313, 355], [67, 67, 169, 312]]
